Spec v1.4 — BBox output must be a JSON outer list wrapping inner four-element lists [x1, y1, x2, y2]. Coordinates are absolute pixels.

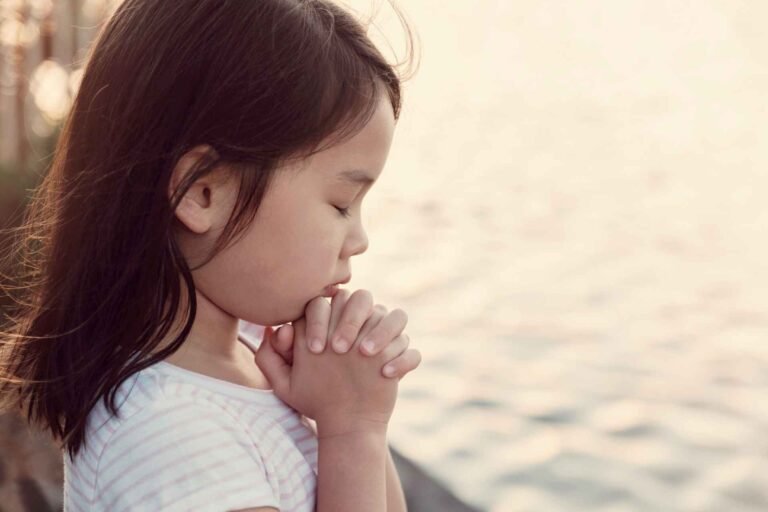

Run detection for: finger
[[378, 332, 410, 362], [358, 308, 408, 356], [329, 289, 374, 354], [381, 348, 422, 379], [327, 288, 350, 344], [304, 296, 332, 353], [354, 304, 387, 354], [253, 326, 291, 395], [289, 316, 312, 360], [271, 324, 294, 364], [355, 304, 387, 347]]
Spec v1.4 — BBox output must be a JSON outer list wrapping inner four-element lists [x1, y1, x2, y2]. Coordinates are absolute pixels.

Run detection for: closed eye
[[334, 205, 352, 218]]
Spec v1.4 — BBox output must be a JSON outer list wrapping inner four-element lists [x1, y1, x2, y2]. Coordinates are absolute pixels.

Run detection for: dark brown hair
[[0, 0, 417, 459]]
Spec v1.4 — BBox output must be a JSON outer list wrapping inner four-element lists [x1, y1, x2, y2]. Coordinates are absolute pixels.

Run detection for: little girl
[[0, 1, 421, 510]]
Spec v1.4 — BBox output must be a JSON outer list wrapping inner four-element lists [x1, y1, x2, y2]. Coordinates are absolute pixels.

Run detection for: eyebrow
[[336, 169, 375, 186]]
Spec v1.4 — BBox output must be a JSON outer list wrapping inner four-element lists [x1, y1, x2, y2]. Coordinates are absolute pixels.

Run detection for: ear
[[168, 144, 223, 234]]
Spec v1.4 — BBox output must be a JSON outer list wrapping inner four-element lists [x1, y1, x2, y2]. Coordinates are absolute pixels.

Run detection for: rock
[[16, 477, 54, 512], [0, 412, 63, 512], [391, 447, 482, 512]]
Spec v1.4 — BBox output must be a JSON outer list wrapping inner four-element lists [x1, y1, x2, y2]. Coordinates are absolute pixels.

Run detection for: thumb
[[254, 326, 291, 397]]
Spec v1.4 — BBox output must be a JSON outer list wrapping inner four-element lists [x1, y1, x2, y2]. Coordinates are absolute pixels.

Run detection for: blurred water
[[346, 1, 768, 510]]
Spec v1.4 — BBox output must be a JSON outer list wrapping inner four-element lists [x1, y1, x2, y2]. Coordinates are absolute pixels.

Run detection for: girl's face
[[182, 94, 395, 327]]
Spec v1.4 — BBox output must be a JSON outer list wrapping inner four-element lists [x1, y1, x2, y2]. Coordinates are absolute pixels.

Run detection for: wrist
[[316, 412, 389, 440]]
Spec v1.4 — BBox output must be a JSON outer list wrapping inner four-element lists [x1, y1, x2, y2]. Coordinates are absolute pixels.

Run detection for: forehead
[[277, 95, 394, 188], [335, 169, 375, 186], [319, 98, 394, 183]]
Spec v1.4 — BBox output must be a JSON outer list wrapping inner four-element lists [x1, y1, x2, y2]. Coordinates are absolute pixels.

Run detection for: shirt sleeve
[[93, 399, 280, 512]]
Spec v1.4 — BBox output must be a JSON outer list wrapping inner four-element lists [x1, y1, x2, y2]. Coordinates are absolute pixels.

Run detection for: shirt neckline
[[151, 331, 284, 407]]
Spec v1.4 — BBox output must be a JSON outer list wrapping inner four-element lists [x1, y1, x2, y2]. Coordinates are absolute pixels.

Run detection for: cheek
[[282, 228, 338, 279], [197, 182, 346, 321], [196, 250, 301, 325], [272, 206, 341, 269], [200, 222, 337, 322], [261, 182, 343, 268]]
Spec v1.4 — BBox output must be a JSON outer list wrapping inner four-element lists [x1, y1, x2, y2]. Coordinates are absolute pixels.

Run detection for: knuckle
[[343, 303, 373, 330], [331, 288, 350, 305], [307, 298, 329, 316], [306, 319, 326, 336], [307, 296, 327, 308], [339, 319, 361, 338], [392, 308, 408, 324], [358, 332, 380, 355], [379, 320, 405, 345], [352, 307, 371, 326], [365, 326, 387, 348], [366, 307, 386, 328], [350, 288, 374, 304], [384, 332, 406, 352]]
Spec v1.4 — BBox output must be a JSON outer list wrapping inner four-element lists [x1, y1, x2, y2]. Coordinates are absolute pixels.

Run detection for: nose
[[346, 219, 369, 258]]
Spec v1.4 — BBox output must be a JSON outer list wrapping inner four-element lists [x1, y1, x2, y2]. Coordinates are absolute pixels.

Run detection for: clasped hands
[[270, 289, 421, 377]]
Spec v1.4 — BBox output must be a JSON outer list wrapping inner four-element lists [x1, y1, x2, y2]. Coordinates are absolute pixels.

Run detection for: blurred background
[[2, 0, 768, 511]]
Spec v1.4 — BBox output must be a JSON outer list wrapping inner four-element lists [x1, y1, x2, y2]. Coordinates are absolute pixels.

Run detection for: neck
[[155, 282, 245, 365]]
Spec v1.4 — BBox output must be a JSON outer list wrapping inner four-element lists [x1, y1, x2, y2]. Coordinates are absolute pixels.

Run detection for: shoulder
[[92, 397, 280, 512], [97, 396, 257, 474]]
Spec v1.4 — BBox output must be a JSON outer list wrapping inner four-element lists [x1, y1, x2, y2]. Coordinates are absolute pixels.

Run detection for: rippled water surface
[[345, 1, 768, 510]]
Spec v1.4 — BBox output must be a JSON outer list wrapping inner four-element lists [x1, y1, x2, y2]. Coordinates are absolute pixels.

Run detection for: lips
[[322, 284, 340, 298], [322, 275, 350, 298]]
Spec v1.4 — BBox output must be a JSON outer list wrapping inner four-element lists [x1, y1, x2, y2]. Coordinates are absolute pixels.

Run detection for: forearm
[[386, 446, 407, 512], [316, 424, 388, 512]]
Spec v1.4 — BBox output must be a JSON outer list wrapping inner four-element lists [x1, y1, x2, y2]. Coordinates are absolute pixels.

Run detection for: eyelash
[[334, 205, 352, 218]]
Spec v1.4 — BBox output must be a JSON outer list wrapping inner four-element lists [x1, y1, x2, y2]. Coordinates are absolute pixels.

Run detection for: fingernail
[[361, 339, 375, 355], [383, 365, 396, 377], [332, 337, 348, 352], [310, 338, 324, 353]]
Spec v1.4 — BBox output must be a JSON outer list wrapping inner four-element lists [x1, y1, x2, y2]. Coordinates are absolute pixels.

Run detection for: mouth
[[322, 284, 340, 298], [322, 275, 351, 298]]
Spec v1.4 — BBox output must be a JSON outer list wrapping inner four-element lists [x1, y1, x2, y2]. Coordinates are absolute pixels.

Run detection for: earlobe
[[168, 145, 219, 234]]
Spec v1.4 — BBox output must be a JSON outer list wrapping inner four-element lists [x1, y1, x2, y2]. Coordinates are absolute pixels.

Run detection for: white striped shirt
[[63, 322, 318, 511]]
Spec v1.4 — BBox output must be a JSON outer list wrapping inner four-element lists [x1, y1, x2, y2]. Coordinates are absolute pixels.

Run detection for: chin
[[237, 302, 301, 328], [277, 300, 310, 325], [240, 290, 321, 327]]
